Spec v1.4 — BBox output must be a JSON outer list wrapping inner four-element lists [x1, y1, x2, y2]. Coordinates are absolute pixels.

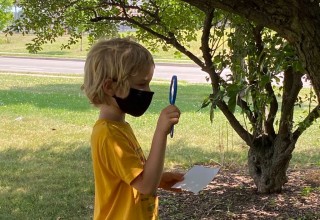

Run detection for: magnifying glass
[[169, 75, 177, 138]]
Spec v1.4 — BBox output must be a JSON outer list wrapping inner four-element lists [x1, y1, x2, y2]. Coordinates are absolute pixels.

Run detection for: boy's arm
[[131, 105, 180, 195]]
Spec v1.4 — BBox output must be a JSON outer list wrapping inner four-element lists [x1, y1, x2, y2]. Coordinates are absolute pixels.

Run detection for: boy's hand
[[157, 105, 180, 135], [158, 172, 184, 192]]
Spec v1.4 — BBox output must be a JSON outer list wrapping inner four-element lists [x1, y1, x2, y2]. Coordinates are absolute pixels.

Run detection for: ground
[[158, 167, 320, 220]]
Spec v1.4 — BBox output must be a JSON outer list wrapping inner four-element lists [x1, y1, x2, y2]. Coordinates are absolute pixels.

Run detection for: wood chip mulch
[[158, 167, 320, 220]]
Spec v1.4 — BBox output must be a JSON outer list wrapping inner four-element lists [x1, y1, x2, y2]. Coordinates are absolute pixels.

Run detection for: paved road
[[0, 56, 210, 83], [0, 56, 310, 86]]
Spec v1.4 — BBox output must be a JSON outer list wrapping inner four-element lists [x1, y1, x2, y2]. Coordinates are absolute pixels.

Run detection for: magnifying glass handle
[[169, 75, 177, 105], [169, 75, 177, 138], [170, 126, 174, 138]]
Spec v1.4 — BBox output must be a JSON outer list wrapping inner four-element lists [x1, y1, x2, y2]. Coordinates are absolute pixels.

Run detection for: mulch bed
[[158, 167, 320, 220]]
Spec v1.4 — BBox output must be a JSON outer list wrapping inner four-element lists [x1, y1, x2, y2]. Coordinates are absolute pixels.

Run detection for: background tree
[[0, 0, 14, 31], [7, 0, 319, 193], [7, 0, 119, 53]]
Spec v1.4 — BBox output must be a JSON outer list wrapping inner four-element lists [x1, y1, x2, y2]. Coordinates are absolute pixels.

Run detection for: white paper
[[172, 165, 220, 194]]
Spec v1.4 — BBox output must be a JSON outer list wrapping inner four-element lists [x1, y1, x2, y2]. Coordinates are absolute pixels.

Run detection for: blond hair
[[82, 38, 154, 105]]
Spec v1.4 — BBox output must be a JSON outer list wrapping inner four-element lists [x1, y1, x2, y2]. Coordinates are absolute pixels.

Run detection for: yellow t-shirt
[[91, 119, 158, 220]]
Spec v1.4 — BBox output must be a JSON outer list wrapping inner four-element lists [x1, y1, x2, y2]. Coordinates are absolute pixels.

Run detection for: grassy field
[[0, 72, 319, 218], [0, 33, 200, 63]]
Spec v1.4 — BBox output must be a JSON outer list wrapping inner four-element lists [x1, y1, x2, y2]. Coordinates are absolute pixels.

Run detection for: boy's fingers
[[167, 174, 184, 184]]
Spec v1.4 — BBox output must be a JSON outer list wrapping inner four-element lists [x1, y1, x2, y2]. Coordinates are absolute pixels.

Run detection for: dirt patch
[[159, 168, 320, 219]]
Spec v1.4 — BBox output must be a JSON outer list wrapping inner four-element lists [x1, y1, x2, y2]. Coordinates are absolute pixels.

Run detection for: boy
[[82, 38, 183, 219]]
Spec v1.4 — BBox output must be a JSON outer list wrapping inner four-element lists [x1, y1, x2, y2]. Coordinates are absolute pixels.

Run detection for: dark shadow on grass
[[1, 82, 212, 113], [0, 142, 94, 219], [1, 75, 315, 116], [0, 138, 244, 219], [1, 83, 91, 111]]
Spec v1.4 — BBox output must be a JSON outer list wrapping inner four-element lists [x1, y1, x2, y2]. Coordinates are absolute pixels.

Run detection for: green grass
[[0, 72, 319, 219], [0, 33, 199, 63]]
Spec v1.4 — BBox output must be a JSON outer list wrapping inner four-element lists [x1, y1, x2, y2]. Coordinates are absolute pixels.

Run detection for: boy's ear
[[102, 79, 115, 96]]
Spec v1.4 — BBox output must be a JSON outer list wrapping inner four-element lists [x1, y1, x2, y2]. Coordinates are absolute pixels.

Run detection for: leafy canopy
[[0, 0, 14, 30], [7, 0, 204, 54]]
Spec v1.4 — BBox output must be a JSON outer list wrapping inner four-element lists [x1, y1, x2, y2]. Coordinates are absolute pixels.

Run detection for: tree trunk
[[248, 135, 296, 193], [183, 0, 320, 194]]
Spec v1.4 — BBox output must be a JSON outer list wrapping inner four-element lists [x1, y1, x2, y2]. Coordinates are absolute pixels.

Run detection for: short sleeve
[[106, 134, 144, 185]]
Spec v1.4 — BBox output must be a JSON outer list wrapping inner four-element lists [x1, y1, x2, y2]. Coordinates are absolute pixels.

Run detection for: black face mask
[[113, 88, 154, 117]]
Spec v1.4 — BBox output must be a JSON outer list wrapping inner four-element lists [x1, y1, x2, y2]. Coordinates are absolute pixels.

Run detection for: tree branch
[[278, 66, 303, 135], [89, 1, 206, 68], [237, 97, 256, 123], [265, 82, 277, 137], [293, 105, 320, 141], [254, 25, 277, 137], [217, 100, 253, 145], [199, 8, 253, 144], [164, 31, 204, 68], [181, 0, 298, 41], [200, 8, 216, 82]]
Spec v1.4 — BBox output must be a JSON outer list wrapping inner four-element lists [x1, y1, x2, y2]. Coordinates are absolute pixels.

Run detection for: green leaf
[[227, 94, 237, 113], [260, 75, 270, 87], [198, 95, 212, 110]]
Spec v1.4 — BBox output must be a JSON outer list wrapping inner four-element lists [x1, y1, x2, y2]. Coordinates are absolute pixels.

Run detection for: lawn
[[0, 33, 199, 63], [0, 72, 319, 219]]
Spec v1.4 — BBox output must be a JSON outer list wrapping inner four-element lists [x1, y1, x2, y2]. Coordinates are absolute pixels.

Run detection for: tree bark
[[248, 134, 295, 193]]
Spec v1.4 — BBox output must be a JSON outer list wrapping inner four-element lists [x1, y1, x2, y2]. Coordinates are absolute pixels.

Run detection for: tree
[[0, 0, 14, 30], [183, 0, 320, 102], [6, 0, 119, 53], [181, 0, 320, 193], [7, 0, 319, 193]]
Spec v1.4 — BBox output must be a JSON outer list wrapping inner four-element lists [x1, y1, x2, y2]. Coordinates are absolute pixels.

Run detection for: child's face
[[128, 65, 155, 92], [112, 64, 155, 117]]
